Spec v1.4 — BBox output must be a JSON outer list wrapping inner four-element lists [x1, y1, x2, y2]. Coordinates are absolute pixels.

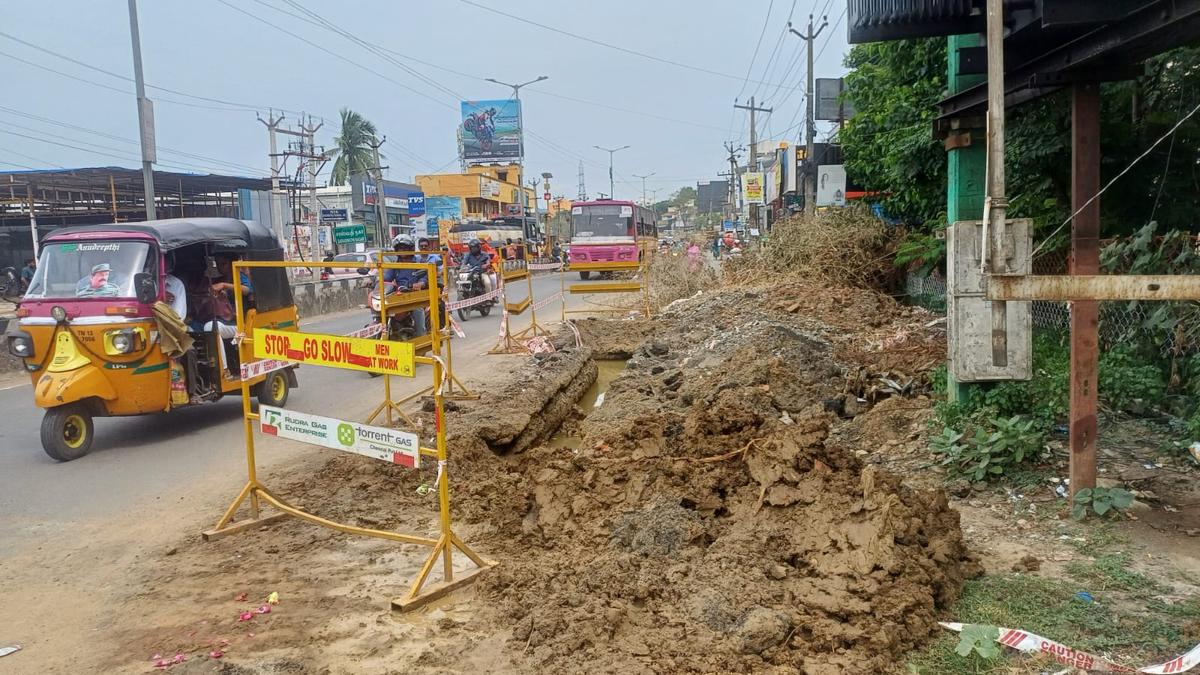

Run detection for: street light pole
[[633, 172, 655, 206], [485, 75, 548, 213], [126, 0, 157, 220], [594, 145, 630, 199]]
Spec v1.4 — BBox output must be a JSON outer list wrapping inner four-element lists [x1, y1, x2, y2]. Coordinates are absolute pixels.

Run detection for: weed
[[931, 415, 1044, 482], [907, 574, 1190, 674], [1071, 487, 1135, 521], [1066, 553, 1160, 593]]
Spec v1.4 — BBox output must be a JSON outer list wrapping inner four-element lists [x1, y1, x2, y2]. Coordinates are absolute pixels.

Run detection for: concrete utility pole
[[257, 110, 285, 192], [594, 145, 630, 200], [734, 96, 772, 233], [126, 0, 157, 220], [527, 176, 540, 235], [983, 0, 1009, 366], [368, 135, 388, 246], [577, 160, 586, 201], [275, 115, 327, 264], [789, 15, 827, 217], [485, 75, 548, 209], [633, 172, 655, 206], [723, 141, 741, 217]]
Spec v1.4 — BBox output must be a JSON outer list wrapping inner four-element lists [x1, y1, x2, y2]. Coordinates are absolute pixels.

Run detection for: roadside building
[[415, 163, 535, 222]]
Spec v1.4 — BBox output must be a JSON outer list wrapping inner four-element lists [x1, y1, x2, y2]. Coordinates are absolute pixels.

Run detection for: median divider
[[204, 259, 493, 612]]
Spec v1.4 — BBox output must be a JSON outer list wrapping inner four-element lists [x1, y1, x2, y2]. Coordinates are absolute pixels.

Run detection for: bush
[[725, 205, 903, 290], [931, 414, 1045, 482], [1098, 345, 1166, 412]]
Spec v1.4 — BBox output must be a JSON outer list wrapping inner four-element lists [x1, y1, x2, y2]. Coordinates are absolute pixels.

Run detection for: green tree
[[329, 108, 380, 186], [841, 38, 947, 227]]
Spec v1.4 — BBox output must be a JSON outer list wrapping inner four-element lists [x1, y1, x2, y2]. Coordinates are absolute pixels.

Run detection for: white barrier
[[446, 286, 502, 311]]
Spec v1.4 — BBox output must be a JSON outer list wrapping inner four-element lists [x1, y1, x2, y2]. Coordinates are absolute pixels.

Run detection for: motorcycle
[[0, 267, 22, 302], [455, 267, 493, 321], [365, 282, 426, 343]]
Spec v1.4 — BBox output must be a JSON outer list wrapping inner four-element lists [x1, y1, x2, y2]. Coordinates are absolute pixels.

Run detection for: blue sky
[[1, 0, 849, 201]]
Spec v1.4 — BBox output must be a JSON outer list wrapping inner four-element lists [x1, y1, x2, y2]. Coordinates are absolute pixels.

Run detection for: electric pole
[[594, 145, 630, 200], [275, 114, 327, 265], [577, 160, 587, 201], [789, 14, 828, 217], [633, 172, 655, 206], [734, 96, 772, 234], [126, 0, 156, 220], [368, 135, 388, 247], [257, 110, 285, 192], [723, 141, 741, 218]]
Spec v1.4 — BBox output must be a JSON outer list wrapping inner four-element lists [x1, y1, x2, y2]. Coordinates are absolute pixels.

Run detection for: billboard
[[460, 99, 522, 162], [816, 78, 856, 121], [425, 196, 463, 243], [741, 172, 765, 205], [816, 164, 847, 207]]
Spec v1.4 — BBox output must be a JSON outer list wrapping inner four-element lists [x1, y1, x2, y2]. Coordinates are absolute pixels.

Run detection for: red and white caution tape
[[239, 323, 383, 380], [531, 291, 563, 312], [446, 286, 501, 311], [447, 314, 466, 339], [565, 319, 583, 348], [941, 623, 1200, 673]]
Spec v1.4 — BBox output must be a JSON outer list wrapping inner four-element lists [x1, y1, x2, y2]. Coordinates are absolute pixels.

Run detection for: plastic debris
[[234, 592, 247, 602], [267, 591, 280, 605], [238, 611, 254, 622], [0, 646, 20, 658], [1189, 442, 1200, 464], [209, 650, 224, 659], [1074, 591, 1095, 604], [255, 604, 271, 615], [152, 653, 186, 669], [941, 623, 1200, 673]]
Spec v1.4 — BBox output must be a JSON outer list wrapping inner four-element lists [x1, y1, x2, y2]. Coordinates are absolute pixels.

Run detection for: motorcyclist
[[383, 236, 428, 337], [461, 238, 495, 296]]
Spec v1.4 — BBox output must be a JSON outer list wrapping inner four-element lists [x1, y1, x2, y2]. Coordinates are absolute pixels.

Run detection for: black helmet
[[468, 238, 482, 253]]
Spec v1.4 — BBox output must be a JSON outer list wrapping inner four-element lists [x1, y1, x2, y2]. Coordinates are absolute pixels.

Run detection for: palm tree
[[329, 108, 380, 185]]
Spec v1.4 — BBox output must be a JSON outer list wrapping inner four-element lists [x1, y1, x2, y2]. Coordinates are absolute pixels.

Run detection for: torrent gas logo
[[336, 423, 356, 447]]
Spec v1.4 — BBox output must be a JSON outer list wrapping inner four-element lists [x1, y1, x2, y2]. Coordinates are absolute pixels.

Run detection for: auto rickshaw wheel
[[256, 370, 290, 407], [41, 403, 95, 462]]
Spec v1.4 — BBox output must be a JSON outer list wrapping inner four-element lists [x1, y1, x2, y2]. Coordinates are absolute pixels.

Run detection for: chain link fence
[[904, 251, 1192, 357]]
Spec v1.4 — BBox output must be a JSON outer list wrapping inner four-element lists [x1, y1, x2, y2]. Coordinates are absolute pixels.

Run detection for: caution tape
[[239, 323, 383, 380], [531, 290, 563, 312], [446, 286, 501, 311], [447, 314, 466, 339], [528, 262, 563, 271], [940, 623, 1200, 673]]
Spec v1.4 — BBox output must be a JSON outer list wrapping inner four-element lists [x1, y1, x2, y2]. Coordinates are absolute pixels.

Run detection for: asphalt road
[[0, 272, 597, 553]]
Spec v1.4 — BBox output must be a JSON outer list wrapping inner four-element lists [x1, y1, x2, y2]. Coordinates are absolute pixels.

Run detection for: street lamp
[[486, 75, 548, 207], [594, 145, 629, 200], [633, 172, 655, 206]]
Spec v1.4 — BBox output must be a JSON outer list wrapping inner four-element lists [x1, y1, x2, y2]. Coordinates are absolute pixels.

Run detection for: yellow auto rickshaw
[[5, 217, 300, 461]]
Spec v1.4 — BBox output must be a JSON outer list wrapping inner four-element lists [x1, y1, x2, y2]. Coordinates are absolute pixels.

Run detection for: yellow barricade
[[203, 259, 493, 612]]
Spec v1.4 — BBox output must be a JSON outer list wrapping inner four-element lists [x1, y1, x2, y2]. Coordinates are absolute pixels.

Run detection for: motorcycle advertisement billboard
[[460, 99, 522, 163]]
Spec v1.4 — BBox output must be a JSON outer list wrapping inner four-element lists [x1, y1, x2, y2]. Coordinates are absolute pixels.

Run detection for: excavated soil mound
[[433, 284, 980, 673]]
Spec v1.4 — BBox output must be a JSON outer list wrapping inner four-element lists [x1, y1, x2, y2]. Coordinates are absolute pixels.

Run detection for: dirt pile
[[441, 283, 980, 673]]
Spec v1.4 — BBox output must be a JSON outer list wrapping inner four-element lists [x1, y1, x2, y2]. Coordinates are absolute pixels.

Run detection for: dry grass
[[725, 205, 903, 291], [648, 250, 718, 310]]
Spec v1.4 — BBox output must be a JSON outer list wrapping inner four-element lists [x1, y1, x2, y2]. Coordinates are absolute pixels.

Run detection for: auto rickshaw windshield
[[25, 241, 154, 300]]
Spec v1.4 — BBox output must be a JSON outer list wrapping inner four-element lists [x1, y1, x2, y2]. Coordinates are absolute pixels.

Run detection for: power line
[[0, 128, 229, 174], [0, 105, 268, 174], [0, 30, 285, 114], [736, 0, 776, 101], [0, 145, 63, 169], [456, 0, 778, 86]]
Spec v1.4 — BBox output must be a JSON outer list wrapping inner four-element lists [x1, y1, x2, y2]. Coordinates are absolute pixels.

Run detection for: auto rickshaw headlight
[[51, 305, 68, 323], [8, 335, 33, 358], [104, 327, 144, 355]]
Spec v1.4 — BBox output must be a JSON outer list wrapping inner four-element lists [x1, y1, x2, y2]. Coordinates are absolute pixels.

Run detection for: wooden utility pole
[[789, 15, 827, 217], [734, 97, 771, 233]]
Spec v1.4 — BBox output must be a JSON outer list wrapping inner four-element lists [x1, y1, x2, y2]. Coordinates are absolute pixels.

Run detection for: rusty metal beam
[[987, 274, 1200, 301], [1070, 83, 1101, 496]]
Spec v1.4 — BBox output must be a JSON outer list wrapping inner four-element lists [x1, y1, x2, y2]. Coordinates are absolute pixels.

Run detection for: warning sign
[[260, 405, 420, 468], [253, 328, 415, 377]]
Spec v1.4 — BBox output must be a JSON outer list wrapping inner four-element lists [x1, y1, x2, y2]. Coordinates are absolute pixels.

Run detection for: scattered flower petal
[[238, 611, 255, 622], [267, 591, 280, 605]]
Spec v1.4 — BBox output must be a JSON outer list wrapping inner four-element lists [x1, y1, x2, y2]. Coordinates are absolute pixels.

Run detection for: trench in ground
[[546, 359, 626, 450]]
